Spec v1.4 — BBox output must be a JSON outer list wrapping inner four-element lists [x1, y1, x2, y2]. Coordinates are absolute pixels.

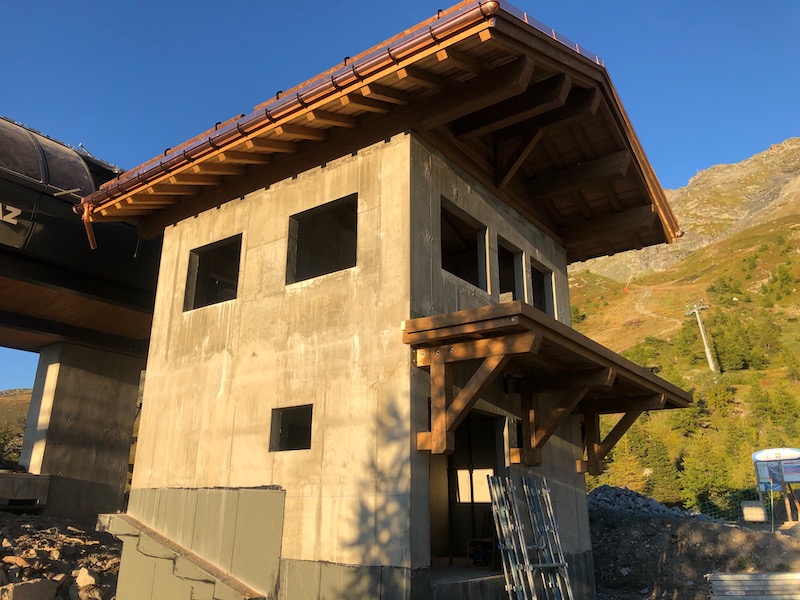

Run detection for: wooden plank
[[396, 66, 448, 90], [528, 150, 631, 199], [436, 48, 485, 74], [519, 379, 541, 466], [189, 163, 246, 176], [167, 173, 222, 185], [453, 74, 572, 139], [274, 124, 328, 141], [243, 138, 299, 153], [403, 315, 526, 346], [306, 110, 358, 128], [533, 387, 588, 449], [414, 333, 538, 367], [146, 184, 198, 196], [527, 367, 616, 392], [445, 354, 512, 431], [560, 205, 657, 247], [429, 348, 455, 454], [340, 94, 392, 114], [361, 83, 410, 105], [576, 393, 666, 415], [218, 151, 271, 165]]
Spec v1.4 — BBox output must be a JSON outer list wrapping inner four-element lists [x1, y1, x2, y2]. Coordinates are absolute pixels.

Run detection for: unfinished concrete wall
[[130, 135, 418, 595], [408, 137, 593, 595], [19, 342, 143, 518]]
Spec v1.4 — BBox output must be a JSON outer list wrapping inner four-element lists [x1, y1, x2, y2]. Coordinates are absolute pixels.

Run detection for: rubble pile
[[588, 484, 724, 523], [0, 512, 120, 600]]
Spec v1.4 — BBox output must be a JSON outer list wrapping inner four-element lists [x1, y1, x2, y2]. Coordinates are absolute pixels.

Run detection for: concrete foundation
[[19, 342, 144, 518]]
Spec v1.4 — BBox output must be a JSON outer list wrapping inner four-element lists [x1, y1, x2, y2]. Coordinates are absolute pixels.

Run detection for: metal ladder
[[488, 476, 574, 600]]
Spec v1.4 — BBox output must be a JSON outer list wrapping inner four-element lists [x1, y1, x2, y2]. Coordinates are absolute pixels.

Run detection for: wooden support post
[[518, 379, 541, 466], [584, 412, 602, 475], [429, 348, 454, 454]]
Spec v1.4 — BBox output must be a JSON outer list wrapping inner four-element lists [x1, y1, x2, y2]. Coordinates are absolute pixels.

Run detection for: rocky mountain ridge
[[572, 137, 800, 282]]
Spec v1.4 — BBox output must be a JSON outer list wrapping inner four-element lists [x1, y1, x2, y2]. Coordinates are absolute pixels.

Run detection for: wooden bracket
[[416, 333, 538, 454], [581, 407, 647, 475]]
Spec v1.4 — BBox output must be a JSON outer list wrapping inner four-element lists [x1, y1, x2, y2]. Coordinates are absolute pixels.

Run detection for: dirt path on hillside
[[632, 288, 683, 328]]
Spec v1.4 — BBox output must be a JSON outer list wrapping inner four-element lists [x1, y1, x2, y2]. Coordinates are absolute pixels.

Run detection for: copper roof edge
[[76, 0, 608, 218]]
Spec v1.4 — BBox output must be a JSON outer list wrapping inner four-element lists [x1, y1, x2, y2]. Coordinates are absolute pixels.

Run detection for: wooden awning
[[402, 301, 691, 475]]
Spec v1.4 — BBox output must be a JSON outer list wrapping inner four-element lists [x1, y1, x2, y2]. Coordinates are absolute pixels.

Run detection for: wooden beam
[[584, 411, 603, 475], [418, 56, 535, 129], [596, 409, 644, 460], [396, 66, 448, 90], [576, 393, 666, 415], [560, 205, 656, 246], [274, 124, 328, 141], [168, 173, 222, 185], [436, 48, 485, 74], [533, 387, 589, 450], [306, 110, 358, 128], [494, 86, 601, 143], [218, 151, 272, 165], [146, 184, 198, 196], [414, 332, 539, 367], [418, 348, 455, 454], [498, 130, 544, 190], [340, 94, 392, 114], [360, 83, 410, 105], [124, 195, 180, 207], [519, 379, 541, 466], [527, 367, 616, 392], [243, 138, 299, 153], [445, 354, 512, 431], [528, 150, 631, 199], [403, 315, 525, 346], [190, 163, 246, 176], [453, 75, 572, 139]]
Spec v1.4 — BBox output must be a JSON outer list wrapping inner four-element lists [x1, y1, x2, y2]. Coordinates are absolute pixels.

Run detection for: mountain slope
[[572, 137, 800, 283]]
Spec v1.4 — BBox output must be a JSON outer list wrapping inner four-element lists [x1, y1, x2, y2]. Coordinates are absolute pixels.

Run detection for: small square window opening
[[184, 234, 242, 311], [286, 194, 357, 284], [440, 199, 487, 290], [270, 405, 313, 451]]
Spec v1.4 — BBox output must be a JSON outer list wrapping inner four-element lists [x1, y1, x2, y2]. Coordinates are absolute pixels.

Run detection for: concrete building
[[78, 2, 690, 598]]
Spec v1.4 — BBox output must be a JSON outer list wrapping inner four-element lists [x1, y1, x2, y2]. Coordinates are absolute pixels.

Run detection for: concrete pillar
[[19, 343, 144, 518]]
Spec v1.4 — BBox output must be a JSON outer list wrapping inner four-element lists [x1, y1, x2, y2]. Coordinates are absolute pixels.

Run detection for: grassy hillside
[[0, 388, 31, 464], [570, 193, 800, 517]]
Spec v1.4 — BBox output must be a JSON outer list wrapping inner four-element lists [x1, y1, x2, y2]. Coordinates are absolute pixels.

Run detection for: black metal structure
[[0, 118, 160, 355]]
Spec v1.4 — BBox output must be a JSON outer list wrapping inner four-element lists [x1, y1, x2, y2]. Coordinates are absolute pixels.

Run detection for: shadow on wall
[[338, 395, 416, 597]]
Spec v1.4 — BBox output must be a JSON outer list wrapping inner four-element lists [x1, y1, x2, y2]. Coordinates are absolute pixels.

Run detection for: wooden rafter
[[361, 83, 410, 105], [274, 124, 327, 141], [340, 94, 392, 114], [453, 74, 572, 139], [528, 150, 631, 199], [397, 66, 449, 90], [168, 173, 222, 186], [189, 163, 246, 176], [581, 408, 645, 475], [306, 110, 358, 129], [436, 48, 485, 74], [243, 138, 299, 153], [560, 205, 656, 247], [219, 151, 271, 165]]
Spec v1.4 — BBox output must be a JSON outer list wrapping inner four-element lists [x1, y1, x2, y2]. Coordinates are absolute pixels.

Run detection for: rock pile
[[588, 484, 724, 523], [0, 512, 120, 599]]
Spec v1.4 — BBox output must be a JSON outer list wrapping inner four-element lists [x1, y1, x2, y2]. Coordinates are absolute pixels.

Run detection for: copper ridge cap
[[78, 0, 604, 215]]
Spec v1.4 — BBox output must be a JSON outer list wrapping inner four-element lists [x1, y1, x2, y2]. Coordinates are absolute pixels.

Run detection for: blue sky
[[1, 1, 798, 389]]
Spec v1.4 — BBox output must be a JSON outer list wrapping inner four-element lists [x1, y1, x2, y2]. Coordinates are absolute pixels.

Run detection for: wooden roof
[[79, 0, 682, 263]]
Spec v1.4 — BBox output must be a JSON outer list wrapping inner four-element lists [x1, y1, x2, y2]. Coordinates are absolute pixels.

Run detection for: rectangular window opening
[[531, 259, 554, 315], [286, 194, 357, 284], [184, 234, 242, 311], [498, 238, 523, 303], [440, 199, 487, 290], [270, 405, 313, 451]]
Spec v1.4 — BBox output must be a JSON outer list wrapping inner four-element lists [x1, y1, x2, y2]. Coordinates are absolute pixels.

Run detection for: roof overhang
[[77, 0, 682, 263], [402, 301, 691, 474]]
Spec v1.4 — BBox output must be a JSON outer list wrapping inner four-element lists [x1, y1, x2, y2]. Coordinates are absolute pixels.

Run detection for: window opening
[[286, 194, 357, 283], [184, 234, 242, 311], [498, 238, 524, 303], [440, 199, 487, 290], [270, 405, 313, 451], [531, 260, 554, 315]]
